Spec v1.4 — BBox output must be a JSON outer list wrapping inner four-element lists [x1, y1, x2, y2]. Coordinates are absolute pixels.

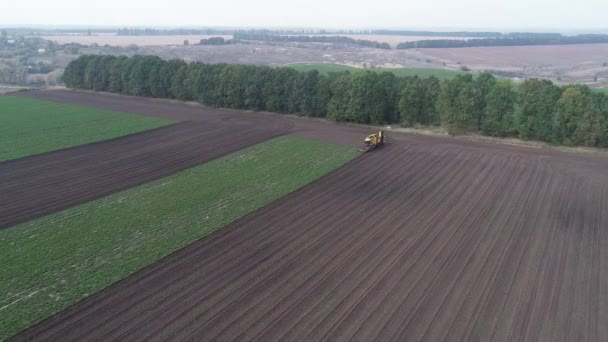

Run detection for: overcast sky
[[2, 0, 607, 31]]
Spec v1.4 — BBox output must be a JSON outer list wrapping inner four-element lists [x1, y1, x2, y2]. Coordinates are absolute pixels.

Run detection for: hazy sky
[[2, 0, 607, 31]]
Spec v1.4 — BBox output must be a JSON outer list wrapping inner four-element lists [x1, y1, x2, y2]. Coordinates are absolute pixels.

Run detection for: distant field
[[303, 34, 475, 48], [0, 96, 173, 161], [40, 34, 232, 46], [593, 87, 608, 94], [421, 44, 608, 68], [40, 34, 472, 48], [0, 136, 358, 340], [287, 63, 463, 79]]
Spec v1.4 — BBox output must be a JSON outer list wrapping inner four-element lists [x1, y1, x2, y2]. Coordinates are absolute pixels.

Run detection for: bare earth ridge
[[7, 89, 608, 341]]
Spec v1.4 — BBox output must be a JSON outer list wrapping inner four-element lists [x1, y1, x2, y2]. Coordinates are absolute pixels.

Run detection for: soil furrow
[[9, 89, 608, 342]]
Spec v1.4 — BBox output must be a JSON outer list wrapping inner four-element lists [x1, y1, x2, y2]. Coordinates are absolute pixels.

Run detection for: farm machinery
[[360, 130, 386, 152]]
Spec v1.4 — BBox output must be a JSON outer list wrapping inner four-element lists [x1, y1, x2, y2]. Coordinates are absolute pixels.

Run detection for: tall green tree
[[126, 56, 147, 96], [399, 78, 419, 127], [299, 70, 321, 116], [108, 56, 127, 93], [593, 92, 608, 147], [554, 87, 582, 144], [378, 72, 400, 123], [183, 63, 204, 102], [119, 57, 137, 95], [82, 55, 99, 90], [243, 66, 270, 110], [287, 72, 306, 114], [170, 65, 191, 100], [95, 56, 116, 91], [145, 56, 167, 98], [326, 72, 353, 121], [573, 103, 605, 147], [195, 64, 223, 105], [421, 76, 441, 125], [482, 80, 517, 136], [158, 59, 186, 99], [63, 55, 90, 88], [399, 76, 441, 127], [473, 72, 497, 131], [311, 73, 332, 117], [517, 78, 562, 141], [263, 68, 297, 113], [218, 64, 246, 108], [339, 71, 389, 124], [554, 86, 601, 145], [438, 74, 476, 134]]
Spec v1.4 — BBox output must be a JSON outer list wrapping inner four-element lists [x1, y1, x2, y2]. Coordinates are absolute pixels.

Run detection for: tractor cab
[[360, 130, 386, 152]]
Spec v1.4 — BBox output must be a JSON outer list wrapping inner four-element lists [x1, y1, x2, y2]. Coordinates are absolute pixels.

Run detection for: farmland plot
[[0, 96, 172, 162], [0, 137, 357, 340], [7, 89, 608, 342], [12, 136, 608, 342]]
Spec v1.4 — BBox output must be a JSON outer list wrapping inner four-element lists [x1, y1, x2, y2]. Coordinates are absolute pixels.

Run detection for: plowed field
[[11, 114, 608, 342], [1, 91, 298, 229], [0, 122, 289, 229]]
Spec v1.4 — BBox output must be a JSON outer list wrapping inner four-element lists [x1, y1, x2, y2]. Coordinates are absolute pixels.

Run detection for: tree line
[[233, 33, 391, 49], [63, 55, 608, 147], [115, 28, 378, 36], [370, 30, 564, 38], [116, 28, 232, 36], [0, 63, 28, 84], [198, 37, 240, 45], [112, 27, 567, 39], [397, 34, 608, 49]]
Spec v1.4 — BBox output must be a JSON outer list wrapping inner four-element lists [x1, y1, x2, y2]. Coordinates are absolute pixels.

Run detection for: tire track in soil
[[176, 147, 442, 341], [428, 160, 540, 342], [142, 149, 418, 340], [434, 160, 545, 342], [343, 152, 504, 341], [8, 90, 608, 342], [450, 162, 556, 342], [256, 147, 476, 342], [403, 157, 536, 342], [294, 149, 483, 342]]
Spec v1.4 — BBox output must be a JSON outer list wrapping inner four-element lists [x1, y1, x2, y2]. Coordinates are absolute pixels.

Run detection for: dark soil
[[8, 89, 608, 341]]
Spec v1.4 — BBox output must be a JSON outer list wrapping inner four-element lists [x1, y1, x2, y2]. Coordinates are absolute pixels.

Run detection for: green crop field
[[288, 63, 357, 74], [287, 63, 463, 79], [0, 136, 358, 340], [592, 87, 608, 95], [0, 96, 173, 162]]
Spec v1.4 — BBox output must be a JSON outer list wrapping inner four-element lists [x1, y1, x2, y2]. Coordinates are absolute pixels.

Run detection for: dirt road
[[9, 91, 608, 340]]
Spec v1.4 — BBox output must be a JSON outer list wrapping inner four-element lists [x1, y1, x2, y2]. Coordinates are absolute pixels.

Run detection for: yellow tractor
[[360, 130, 386, 152]]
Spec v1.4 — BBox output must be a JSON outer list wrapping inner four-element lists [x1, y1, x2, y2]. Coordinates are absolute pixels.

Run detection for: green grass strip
[[0, 96, 173, 162], [592, 87, 608, 95], [0, 136, 358, 340], [287, 63, 463, 79]]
